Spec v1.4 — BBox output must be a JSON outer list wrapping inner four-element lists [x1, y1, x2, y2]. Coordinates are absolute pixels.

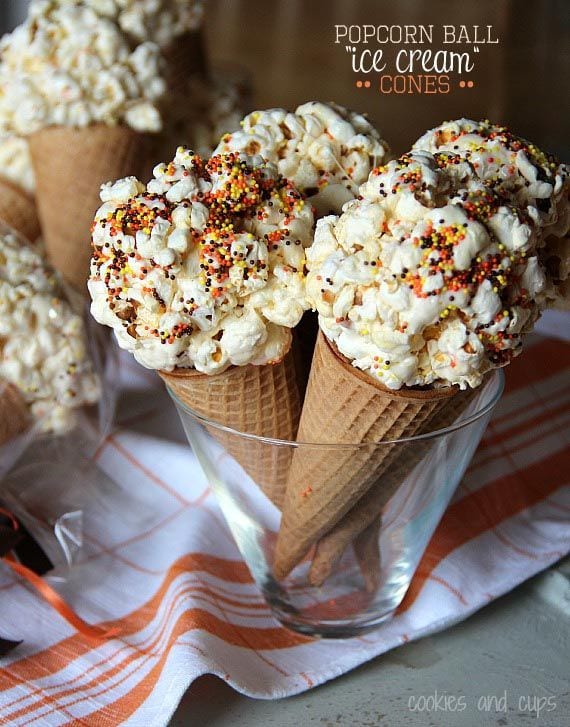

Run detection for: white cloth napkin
[[0, 333, 568, 726]]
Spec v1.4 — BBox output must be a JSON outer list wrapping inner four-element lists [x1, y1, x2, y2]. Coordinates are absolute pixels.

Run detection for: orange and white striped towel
[[0, 333, 569, 725]]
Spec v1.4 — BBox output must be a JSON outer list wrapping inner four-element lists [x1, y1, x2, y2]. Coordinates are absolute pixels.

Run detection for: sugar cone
[[0, 177, 40, 242], [28, 124, 154, 295], [309, 384, 480, 586], [159, 350, 301, 507], [0, 383, 30, 446], [273, 332, 459, 579]]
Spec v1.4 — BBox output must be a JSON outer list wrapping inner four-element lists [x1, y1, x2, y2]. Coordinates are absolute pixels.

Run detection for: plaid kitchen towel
[[0, 332, 568, 725]]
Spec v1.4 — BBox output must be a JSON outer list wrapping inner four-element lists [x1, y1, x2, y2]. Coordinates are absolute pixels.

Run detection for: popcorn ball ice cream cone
[[0, 1, 166, 292], [89, 148, 315, 504], [413, 119, 570, 308], [0, 228, 101, 435], [274, 148, 563, 580], [215, 102, 389, 216]]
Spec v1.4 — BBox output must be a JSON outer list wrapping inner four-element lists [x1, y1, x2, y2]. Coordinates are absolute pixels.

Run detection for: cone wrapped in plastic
[[29, 124, 154, 294], [273, 332, 458, 579], [159, 351, 301, 508], [309, 384, 480, 587], [0, 382, 30, 446], [0, 177, 40, 242]]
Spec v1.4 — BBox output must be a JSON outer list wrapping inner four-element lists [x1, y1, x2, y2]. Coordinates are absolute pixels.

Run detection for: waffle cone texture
[[0, 177, 40, 243], [272, 331, 459, 579], [309, 383, 480, 586], [29, 124, 154, 294], [159, 351, 301, 507]]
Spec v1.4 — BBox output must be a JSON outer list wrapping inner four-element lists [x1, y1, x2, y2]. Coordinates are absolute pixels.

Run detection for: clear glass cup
[[167, 370, 504, 638]]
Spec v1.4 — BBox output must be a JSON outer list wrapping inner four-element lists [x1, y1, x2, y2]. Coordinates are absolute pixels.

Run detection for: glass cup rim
[[166, 368, 505, 449]]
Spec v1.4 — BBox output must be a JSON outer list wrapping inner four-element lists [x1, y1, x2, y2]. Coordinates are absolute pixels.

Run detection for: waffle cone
[[0, 383, 30, 446], [159, 350, 301, 507], [309, 384, 480, 586], [29, 124, 154, 295], [0, 177, 40, 242], [273, 331, 459, 579]]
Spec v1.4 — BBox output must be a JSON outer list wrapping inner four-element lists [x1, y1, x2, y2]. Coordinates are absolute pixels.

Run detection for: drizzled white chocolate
[[89, 149, 315, 374], [0, 230, 100, 433], [413, 119, 570, 306], [0, 1, 165, 135], [214, 102, 389, 216], [307, 151, 550, 389]]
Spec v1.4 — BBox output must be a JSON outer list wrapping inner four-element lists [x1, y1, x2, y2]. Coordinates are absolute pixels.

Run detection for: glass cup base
[[168, 370, 504, 637], [262, 581, 398, 639]]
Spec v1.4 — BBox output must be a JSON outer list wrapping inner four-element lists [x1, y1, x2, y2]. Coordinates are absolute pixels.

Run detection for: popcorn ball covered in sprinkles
[[214, 101, 389, 217], [413, 119, 570, 305], [413, 118, 570, 233], [89, 148, 315, 373], [307, 150, 552, 390]]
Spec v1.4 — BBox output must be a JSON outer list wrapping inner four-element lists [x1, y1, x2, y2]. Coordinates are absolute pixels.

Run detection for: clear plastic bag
[[0, 222, 120, 569]]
